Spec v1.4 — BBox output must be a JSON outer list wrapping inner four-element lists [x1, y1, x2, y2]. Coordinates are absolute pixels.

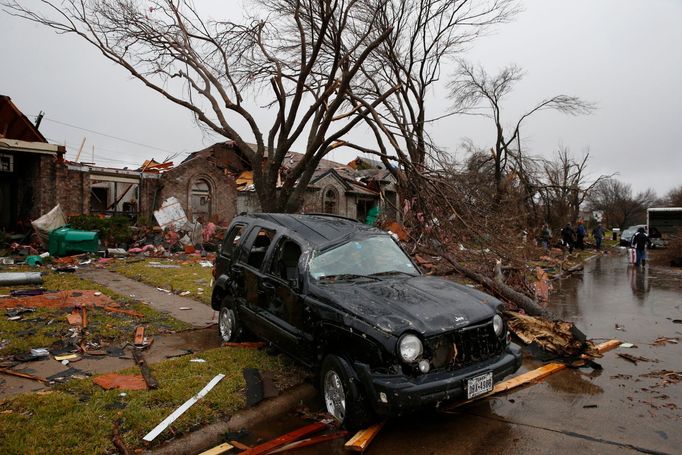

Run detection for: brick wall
[[53, 163, 89, 216], [159, 156, 236, 224]]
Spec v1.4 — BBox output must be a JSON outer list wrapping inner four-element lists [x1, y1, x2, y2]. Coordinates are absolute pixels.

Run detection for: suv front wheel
[[218, 298, 242, 342], [320, 354, 373, 431]]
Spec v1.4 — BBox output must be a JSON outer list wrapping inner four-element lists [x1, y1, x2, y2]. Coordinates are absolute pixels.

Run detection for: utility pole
[[34, 111, 44, 129]]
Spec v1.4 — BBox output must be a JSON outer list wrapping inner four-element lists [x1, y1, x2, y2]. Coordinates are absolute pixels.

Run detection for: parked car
[[620, 225, 646, 246], [211, 213, 522, 429]]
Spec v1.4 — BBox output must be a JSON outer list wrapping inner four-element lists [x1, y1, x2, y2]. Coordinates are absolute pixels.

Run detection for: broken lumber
[[492, 363, 566, 394], [445, 339, 621, 410], [103, 306, 145, 318], [134, 326, 145, 346], [113, 420, 130, 455], [239, 421, 327, 455], [0, 368, 48, 384], [492, 339, 621, 394], [132, 350, 158, 390], [344, 422, 385, 452], [66, 309, 83, 326], [143, 374, 226, 442], [222, 341, 267, 349], [269, 431, 349, 454], [198, 442, 234, 455], [229, 440, 252, 450]]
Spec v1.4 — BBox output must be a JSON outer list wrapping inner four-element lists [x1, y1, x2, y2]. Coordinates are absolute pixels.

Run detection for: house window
[[0, 154, 13, 172], [323, 187, 338, 214]]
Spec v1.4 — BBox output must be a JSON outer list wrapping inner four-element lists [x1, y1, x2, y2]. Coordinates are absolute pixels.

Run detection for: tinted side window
[[221, 224, 245, 258], [269, 238, 302, 282], [246, 228, 275, 269]]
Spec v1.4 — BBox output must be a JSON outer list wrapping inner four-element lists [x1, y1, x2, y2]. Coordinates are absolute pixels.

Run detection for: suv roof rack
[[302, 213, 359, 223]]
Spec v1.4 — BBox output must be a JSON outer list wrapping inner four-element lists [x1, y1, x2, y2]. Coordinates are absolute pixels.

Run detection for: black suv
[[212, 214, 521, 429]]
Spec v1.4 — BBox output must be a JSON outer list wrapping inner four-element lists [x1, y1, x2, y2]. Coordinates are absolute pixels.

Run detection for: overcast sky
[[1, 0, 680, 195]]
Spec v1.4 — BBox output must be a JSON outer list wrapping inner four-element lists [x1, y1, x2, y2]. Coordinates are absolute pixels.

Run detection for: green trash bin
[[48, 225, 100, 257]]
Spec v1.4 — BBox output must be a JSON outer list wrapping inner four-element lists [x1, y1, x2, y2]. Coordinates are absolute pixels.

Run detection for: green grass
[[0, 267, 190, 356], [111, 259, 213, 305], [0, 346, 306, 454]]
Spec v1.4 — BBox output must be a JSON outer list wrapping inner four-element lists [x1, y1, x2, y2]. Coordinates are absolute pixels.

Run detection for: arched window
[[190, 178, 212, 220], [322, 187, 338, 214]]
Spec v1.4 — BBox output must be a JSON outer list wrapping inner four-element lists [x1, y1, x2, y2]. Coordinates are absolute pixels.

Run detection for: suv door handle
[[262, 282, 275, 291]]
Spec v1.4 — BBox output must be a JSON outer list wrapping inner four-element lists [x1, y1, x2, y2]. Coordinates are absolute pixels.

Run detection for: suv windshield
[[309, 235, 417, 281]]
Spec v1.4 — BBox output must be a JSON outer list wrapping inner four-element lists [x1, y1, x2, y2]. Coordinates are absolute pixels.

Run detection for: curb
[[149, 383, 317, 455]]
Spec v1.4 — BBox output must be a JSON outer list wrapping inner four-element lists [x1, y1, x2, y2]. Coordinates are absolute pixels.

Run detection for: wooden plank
[[491, 339, 622, 395], [81, 307, 87, 329], [198, 442, 234, 455], [594, 339, 621, 354], [344, 422, 384, 452], [239, 421, 327, 455], [0, 368, 48, 383], [103, 306, 145, 318], [445, 339, 622, 409], [269, 431, 349, 454], [66, 309, 82, 326], [134, 326, 145, 346], [229, 441, 251, 451], [132, 349, 159, 390], [492, 363, 566, 394], [222, 342, 267, 349]]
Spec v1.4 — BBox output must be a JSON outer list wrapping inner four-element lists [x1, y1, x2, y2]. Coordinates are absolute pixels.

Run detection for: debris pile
[[506, 312, 597, 359]]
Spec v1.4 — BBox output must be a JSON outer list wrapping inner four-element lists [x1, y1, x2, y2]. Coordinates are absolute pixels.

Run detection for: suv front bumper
[[353, 345, 522, 416]]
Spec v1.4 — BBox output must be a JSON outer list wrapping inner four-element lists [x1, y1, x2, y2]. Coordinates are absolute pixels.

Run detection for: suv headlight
[[398, 333, 423, 363], [493, 314, 504, 336]]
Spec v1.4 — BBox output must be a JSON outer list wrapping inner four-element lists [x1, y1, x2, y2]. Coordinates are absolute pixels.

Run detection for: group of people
[[539, 221, 606, 253], [541, 221, 652, 267]]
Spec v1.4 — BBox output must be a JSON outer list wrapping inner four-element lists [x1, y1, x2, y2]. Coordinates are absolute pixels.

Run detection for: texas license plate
[[466, 372, 493, 399]]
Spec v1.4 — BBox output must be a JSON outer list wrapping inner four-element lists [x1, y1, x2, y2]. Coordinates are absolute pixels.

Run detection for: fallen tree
[[419, 248, 548, 316]]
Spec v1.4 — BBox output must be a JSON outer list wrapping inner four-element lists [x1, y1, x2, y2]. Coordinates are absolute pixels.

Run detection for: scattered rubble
[[93, 373, 148, 391], [506, 312, 596, 358], [617, 353, 659, 365]]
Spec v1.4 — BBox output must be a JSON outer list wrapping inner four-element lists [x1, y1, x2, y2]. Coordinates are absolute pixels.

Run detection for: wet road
[[243, 252, 682, 454]]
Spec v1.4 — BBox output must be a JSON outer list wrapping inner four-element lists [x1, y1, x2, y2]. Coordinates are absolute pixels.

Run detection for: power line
[[41, 116, 176, 154]]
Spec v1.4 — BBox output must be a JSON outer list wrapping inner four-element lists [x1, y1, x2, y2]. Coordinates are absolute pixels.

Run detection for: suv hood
[[314, 275, 500, 337]]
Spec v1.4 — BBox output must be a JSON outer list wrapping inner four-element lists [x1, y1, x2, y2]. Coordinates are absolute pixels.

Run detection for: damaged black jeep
[[211, 213, 521, 429]]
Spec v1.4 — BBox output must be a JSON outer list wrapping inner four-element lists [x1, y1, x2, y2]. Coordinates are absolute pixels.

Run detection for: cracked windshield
[[309, 236, 417, 280]]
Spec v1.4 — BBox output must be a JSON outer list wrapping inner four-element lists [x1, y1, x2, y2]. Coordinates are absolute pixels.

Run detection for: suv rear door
[[233, 225, 282, 342], [260, 236, 314, 364]]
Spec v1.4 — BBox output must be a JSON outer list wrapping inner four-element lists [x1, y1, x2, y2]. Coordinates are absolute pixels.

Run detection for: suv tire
[[320, 354, 374, 431], [218, 297, 243, 342]]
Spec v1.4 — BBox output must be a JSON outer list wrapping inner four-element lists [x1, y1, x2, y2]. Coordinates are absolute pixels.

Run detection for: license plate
[[466, 372, 493, 399]]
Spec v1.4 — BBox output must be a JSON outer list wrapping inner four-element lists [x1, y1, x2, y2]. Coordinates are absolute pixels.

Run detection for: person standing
[[592, 223, 605, 251], [631, 227, 652, 267], [540, 223, 551, 251], [576, 221, 586, 250], [561, 223, 575, 253]]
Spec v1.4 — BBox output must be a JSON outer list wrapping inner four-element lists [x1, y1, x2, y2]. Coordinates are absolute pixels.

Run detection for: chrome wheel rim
[[219, 307, 234, 341], [323, 370, 346, 422]]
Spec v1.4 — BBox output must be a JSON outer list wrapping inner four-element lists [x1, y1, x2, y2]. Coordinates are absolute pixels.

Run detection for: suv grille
[[428, 320, 504, 369]]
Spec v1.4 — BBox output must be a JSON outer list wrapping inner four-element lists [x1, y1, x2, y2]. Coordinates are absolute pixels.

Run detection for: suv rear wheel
[[320, 354, 373, 431], [218, 298, 242, 342]]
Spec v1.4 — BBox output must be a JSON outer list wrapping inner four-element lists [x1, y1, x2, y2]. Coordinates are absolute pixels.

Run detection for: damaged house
[[182, 142, 400, 223], [2, 96, 398, 231], [0, 95, 66, 231]]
